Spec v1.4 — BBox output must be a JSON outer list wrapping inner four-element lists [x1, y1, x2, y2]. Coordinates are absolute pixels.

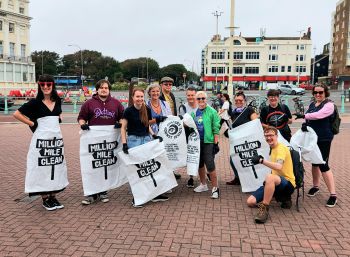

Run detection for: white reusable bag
[[290, 127, 325, 164], [25, 116, 69, 193], [182, 113, 200, 176], [157, 115, 187, 169], [118, 140, 177, 206], [228, 119, 271, 192], [79, 125, 127, 196]]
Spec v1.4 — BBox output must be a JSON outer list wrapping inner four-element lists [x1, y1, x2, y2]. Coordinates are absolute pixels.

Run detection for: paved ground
[[1, 118, 350, 256]]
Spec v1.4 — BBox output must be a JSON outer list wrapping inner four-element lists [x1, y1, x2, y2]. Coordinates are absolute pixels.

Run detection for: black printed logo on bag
[[36, 137, 64, 180], [88, 140, 118, 180], [234, 140, 261, 179], [164, 121, 182, 139], [135, 159, 161, 187]]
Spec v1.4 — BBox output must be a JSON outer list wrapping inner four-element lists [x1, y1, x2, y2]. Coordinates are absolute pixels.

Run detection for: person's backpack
[[331, 104, 341, 135], [289, 147, 305, 211]]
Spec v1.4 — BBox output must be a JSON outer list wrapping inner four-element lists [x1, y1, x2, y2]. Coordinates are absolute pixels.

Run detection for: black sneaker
[[307, 187, 320, 197], [187, 177, 194, 188], [281, 199, 292, 209], [174, 172, 181, 180], [50, 196, 64, 209], [326, 196, 337, 208], [42, 198, 56, 211], [151, 194, 169, 202]]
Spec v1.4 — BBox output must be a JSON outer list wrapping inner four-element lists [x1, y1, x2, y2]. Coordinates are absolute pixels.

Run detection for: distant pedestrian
[[13, 74, 67, 211]]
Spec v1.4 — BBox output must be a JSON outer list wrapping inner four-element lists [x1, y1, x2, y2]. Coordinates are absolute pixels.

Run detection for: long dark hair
[[36, 74, 60, 102], [132, 88, 149, 127]]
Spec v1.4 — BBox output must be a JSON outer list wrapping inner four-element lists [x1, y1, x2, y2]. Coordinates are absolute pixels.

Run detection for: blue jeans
[[127, 135, 152, 149], [251, 176, 294, 203]]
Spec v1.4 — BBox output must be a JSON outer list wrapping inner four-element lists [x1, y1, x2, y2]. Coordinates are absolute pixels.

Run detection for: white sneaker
[[211, 187, 220, 199], [194, 184, 209, 193]]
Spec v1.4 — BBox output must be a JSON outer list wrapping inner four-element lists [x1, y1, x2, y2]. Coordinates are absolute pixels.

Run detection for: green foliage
[[120, 57, 160, 80], [111, 82, 129, 91], [31, 51, 61, 79]]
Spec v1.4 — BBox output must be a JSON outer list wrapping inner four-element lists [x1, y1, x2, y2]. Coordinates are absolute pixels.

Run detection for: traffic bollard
[[341, 94, 345, 114], [4, 95, 8, 115], [73, 96, 77, 113]]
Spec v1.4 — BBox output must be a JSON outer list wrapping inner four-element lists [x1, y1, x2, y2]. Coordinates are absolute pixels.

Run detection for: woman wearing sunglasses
[[295, 84, 337, 207], [191, 91, 221, 199], [13, 75, 66, 211], [226, 91, 258, 185]]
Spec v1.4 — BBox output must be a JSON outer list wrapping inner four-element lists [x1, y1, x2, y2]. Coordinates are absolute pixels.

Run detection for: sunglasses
[[38, 82, 53, 87], [196, 97, 206, 101], [313, 91, 324, 95], [163, 83, 172, 86]]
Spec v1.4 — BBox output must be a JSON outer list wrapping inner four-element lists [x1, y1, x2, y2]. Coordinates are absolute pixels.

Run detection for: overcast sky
[[30, 0, 338, 73]]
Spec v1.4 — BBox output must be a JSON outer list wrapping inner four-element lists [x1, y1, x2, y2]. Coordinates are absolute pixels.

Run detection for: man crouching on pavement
[[247, 126, 295, 224]]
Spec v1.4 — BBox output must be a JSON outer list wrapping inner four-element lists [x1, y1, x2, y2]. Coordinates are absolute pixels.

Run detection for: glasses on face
[[264, 134, 276, 138], [163, 83, 172, 86], [196, 97, 206, 101], [313, 91, 324, 95], [38, 82, 53, 88]]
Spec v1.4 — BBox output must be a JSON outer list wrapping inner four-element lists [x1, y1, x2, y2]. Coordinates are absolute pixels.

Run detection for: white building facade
[[0, 0, 35, 94], [202, 33, 312, 90]]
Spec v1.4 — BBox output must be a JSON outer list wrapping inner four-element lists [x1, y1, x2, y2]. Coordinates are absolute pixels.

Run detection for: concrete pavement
[[0, 121, 350, 256]]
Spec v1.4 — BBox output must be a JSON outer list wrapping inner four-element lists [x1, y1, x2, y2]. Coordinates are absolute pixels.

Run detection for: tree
[[120, 57, 160, 81], [159, 64, 187, 86], [60, 50, 121, 83], [31, 51, 60, 79]]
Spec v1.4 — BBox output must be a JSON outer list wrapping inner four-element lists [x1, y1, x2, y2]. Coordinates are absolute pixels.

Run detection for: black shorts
[[199, 141, 215, 172], [312, 140, 332, 172]]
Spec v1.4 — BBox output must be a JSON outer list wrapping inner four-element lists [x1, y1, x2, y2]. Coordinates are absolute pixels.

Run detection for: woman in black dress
[[13, 74, 65, 211]]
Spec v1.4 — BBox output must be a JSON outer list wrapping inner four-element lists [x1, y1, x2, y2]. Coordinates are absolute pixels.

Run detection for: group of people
[[13, 75, 338, 224]]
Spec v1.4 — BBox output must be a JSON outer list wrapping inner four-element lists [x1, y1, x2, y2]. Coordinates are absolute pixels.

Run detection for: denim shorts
[[251, 176, 294, 203], [127, 135, 152, 149]]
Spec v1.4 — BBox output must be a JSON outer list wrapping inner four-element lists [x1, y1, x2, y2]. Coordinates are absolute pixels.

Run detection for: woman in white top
[[218, 93, 231, 137]]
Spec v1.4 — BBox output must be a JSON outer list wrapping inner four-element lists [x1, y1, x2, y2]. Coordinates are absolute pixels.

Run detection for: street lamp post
[[68, 44, 84, 87], [213, 10, 223, 93], [222, 49, 226, 89], [312, 46, 316, 85], [297, 30, 304, 86], [146, 50, 152, 83], [41, 51, 44, 75]]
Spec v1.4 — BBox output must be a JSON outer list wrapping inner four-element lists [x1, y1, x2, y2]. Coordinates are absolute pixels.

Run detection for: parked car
[[299, 83, 314, 90], [278, 84, 305, 95]]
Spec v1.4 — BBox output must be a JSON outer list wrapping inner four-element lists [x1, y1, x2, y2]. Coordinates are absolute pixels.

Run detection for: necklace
[[151, 100, 160, 108]]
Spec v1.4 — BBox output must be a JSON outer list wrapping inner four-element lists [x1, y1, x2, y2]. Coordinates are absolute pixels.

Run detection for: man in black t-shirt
[[260, 89, 292, 142]]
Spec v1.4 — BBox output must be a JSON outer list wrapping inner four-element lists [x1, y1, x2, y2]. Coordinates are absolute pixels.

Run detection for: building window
[[233, 52, 243, 59], [232, 67, 243, 74], [296, 55, 305, 61], [9, 42, 15, 57], [9, 23, 15, 33], [297, 44, 305, 50], [0, 41, 3, 58], [287, 66, 291, 72], [19, 7, 24, 14], [234, 40, 241, 45], [281, 66, 285, 72], [269, 54, 278, 61], [0, 20, 2, 31], [21, 44, 26, 58], [211, 67, 225, 74], [211, 52, 224, 59], [245, 67, 259, 74], [269, 45, 278, 50], [246, 52, 260, 60], [268, 65, 278, 73], [295, 66, 306, 73]]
